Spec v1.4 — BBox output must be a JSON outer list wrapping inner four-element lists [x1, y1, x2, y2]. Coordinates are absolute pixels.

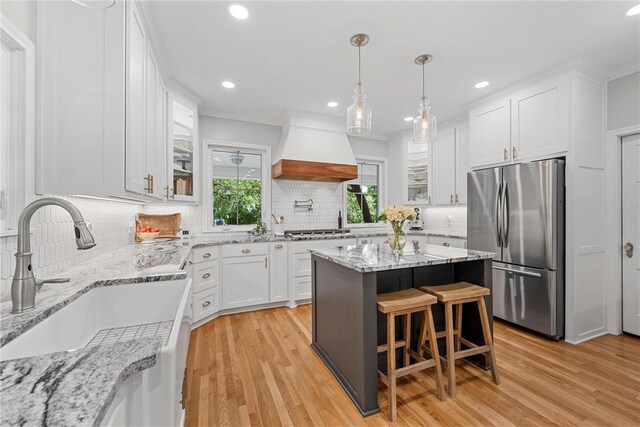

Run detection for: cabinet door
[[433, 128, 456, 205], [222, 255, 269, 309], [125, 3, 147, 195], [455, 126, 470, 204], [144, 49, 161, 199], [407, 135, 432, 204], [469, 98, 511, 168], [269, 243, 288, 302], [511, 76, 568, 161], [155, 75, 167, 199]]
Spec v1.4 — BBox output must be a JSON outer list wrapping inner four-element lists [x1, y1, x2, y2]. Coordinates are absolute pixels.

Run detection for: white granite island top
[[309, 243, 495, 273]]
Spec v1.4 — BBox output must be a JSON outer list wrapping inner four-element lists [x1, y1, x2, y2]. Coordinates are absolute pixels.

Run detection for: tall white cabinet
[[36, 0, 173, 202], [432, 124, 469, 205]]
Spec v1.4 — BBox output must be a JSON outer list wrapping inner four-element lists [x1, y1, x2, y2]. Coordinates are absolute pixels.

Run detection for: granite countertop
[[310, 243, 495, 273], [0, 337, 161, 426]]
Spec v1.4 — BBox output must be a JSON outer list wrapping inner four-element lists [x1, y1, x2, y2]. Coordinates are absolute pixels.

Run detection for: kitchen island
[[310, 243, 496, 416]]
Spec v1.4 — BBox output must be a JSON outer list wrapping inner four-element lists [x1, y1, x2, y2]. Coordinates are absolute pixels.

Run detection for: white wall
[[607, 71, 640, 130], [1, 0, 36, 43]]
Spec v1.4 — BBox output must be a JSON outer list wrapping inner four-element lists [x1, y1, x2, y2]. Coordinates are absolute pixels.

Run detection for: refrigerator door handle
[[502, 182, 510, 245], [493, 265, 543, 278], [495, 182, 502, 247]]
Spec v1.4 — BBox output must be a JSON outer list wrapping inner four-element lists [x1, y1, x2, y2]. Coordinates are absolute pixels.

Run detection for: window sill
[[346, 223, 387, 229]]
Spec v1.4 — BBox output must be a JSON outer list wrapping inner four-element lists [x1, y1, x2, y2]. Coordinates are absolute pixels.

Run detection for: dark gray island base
[[310, 243, 496, 416]]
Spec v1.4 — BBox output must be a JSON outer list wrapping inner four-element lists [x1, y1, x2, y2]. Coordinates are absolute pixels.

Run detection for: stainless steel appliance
[[467, 159, 565, 339]]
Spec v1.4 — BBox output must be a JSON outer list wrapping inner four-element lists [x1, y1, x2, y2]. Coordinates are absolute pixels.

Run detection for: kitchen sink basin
[[0, 279, 192, 427]]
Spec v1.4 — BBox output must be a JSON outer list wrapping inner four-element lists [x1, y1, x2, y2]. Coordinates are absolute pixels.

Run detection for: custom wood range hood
[[272, 111, 358, 182]]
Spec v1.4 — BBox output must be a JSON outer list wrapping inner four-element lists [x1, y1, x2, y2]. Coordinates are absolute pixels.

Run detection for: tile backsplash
[[272, 180, 344, 230], [0, 196, 139, 292], [422, 206, 467, 233]]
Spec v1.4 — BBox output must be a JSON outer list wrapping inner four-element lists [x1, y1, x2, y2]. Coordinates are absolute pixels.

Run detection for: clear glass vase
[[387, 229, 407, 254]]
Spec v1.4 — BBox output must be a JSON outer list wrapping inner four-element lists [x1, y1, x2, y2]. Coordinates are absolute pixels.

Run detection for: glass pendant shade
[[346, 83, 372, 135], [413, 97, 437, 144]]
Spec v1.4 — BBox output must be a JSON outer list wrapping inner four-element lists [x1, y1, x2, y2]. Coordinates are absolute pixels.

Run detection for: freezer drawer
[[492, 262, 557, 337]]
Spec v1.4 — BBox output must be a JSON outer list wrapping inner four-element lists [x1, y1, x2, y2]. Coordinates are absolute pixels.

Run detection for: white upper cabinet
[[36, 0, 170, 202], [511, 76, 568, 160], [168, 95, 199, 202], [407, 133, 432, 204], [433, 128, 456, 205], [432, 124, 469, 205], [125, 2, 147, 196], [469, 73, 571, 170], [469, 97, 511, 168], [455, 126, 469, 204]]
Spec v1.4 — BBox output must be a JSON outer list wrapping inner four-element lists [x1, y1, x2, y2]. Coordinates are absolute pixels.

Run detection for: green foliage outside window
[[213, 179, 262, 226], [347, 184, 378, 224]]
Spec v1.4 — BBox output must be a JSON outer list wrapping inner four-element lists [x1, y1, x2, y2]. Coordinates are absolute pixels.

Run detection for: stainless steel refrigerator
[[467, 159, 565, 339]]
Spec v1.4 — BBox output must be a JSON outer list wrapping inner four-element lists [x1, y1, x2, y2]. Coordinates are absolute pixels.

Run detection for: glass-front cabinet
[[407, 137, 432, 204], [167, 94, 198, 202]]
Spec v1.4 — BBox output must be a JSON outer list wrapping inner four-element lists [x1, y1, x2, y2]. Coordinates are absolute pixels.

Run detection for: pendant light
[[413, 54, 437, 144], [346, 33, 372, 136]]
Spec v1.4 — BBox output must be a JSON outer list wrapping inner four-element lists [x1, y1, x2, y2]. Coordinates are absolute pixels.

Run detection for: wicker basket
[[135, 213, 181, 242]]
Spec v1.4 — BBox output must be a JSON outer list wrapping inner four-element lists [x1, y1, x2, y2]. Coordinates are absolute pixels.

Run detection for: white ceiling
[[149, 1, 640, 137]]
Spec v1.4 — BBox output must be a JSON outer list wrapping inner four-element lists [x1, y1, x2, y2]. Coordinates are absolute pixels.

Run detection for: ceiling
[[149, 1, 640, 137]]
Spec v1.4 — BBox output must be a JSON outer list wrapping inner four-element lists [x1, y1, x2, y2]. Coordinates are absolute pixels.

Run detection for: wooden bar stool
[[377, 289, 446, 421], [420, 282, 500, 398]]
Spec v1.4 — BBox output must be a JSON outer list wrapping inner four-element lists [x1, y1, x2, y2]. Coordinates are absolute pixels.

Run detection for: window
[[345, 159, 386, 225], [205, 142, 271, 231]]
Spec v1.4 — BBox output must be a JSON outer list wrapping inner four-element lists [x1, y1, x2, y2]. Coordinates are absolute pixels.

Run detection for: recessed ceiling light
[[474, 81, 490, 89], [222, 81, 236, 89], [404, 116, 414, 122], [327, 101, 338, 108], [229, 4, 249, 20], [626, 4, 640, 16]]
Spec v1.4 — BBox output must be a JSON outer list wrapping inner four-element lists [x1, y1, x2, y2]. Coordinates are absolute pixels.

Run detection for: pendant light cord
[[358, 44, 362, 85], [422, 62, 426, 101]]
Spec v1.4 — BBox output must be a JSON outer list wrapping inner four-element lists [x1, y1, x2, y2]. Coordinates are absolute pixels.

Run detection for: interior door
[[467, 167, 502, 257], [622, 134, 640, 335], [502, 160, 562, 270]]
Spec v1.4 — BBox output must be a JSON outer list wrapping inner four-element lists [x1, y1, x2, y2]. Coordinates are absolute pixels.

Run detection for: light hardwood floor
[[184, 305, 640, 426]]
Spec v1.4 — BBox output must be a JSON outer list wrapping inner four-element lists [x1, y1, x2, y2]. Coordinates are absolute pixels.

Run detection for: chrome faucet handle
[[35, 277, 70, 291]]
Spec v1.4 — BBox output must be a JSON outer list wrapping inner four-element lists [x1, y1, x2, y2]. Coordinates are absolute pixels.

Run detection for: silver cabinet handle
[[450, 194, 453, 204], [513, 147, 517, 159], [202, 272, 211, 279], [202, 252, 211, 259], [504, 148, 508, 160], [241, 248, 251, 254], [202, 301, 211, 307], [188, 261, 193, 266], [455, 194, 459, 204], [442, 242, 450, 247], [493, 265, 542, 278], [361, 239, 368, 244], [265, 257, 268, 268], [275, 244, 283, 249]]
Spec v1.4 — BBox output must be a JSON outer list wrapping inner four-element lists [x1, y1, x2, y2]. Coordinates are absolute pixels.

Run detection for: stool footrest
[[454, 345, 490, 360], [377, 340, 407, 353]]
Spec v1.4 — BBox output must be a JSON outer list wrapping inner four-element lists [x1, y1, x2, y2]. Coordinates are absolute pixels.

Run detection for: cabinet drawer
[[192, 246, 219, 264], [292, 276, 312, 300], [193, 286, 219, 322], [428, 236, 466, 249], [193, 262, 218, 293], [222, 242, 269, 258], [292, 252, 312, 277]]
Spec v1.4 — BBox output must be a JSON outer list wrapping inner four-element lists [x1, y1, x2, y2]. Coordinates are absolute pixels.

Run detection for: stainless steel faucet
[[11, 197, 96, 314]]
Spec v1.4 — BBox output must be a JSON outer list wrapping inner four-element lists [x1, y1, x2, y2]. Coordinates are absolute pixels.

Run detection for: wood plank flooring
[[184, 305, 640, 426]]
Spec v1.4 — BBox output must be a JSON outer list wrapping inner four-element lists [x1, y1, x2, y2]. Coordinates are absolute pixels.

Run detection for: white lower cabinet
[[222, 253, 270, 309], [269, 243, 288, 302], [427, 236, 467, 249], [193, 286, 220, 322]]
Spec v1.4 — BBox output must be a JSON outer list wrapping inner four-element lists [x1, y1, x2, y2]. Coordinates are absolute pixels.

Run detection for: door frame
[[605, 124, 640, 335]]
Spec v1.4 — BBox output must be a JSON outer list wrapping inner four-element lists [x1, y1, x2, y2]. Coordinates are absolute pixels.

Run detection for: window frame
[[202, 139, 271, 233], [343, 155, 388, 228], [0, 15, 35, 236]]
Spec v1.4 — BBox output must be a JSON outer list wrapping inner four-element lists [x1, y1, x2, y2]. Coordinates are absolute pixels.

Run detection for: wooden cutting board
[[136, 213, 181, 242]]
